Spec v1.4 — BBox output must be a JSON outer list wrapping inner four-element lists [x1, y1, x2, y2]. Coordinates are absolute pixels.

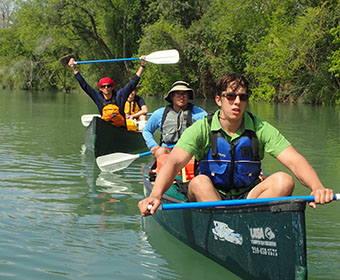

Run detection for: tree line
[[0, 0, 339, 104]]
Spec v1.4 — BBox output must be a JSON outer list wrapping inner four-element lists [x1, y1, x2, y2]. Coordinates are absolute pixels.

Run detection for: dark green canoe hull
[[85, 117, 147, 157], [143, 162, 307, 280]]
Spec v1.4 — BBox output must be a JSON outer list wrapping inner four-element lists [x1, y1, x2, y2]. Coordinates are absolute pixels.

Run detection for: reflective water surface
[[0, 90, 339, 279]]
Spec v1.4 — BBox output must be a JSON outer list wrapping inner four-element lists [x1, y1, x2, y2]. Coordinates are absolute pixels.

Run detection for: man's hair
[[216, 74, 250, 96]]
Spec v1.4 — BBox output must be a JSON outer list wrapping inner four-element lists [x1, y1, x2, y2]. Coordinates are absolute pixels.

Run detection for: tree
[[0, 0, 13, 28], [245, 1, 340, 104]]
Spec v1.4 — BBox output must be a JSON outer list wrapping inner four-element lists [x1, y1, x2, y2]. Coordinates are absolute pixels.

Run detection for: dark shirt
[[75, 72, 140, 116], [134, 95, 146, 108], [125, 95, 146, 112]]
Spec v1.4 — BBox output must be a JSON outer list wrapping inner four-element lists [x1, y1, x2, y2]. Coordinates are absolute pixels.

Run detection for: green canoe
[[143, 160, 308, 280], [85, 116, 147, 158]]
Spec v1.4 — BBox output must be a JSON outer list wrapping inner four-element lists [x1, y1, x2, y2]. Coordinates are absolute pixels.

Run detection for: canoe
[[85, 116, 147, 157], [143, 160, 308, 280]]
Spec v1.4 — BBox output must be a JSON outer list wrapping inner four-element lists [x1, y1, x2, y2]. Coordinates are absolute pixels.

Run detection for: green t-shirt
[[176, 110, 291, 161]]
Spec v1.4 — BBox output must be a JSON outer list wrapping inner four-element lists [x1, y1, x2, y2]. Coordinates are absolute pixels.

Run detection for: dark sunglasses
[[221, 92, 249, 101], [100, 84, 113, 89]]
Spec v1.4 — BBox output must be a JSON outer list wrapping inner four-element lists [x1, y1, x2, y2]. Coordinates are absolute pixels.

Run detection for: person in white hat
[[142, 81, 207, 159]]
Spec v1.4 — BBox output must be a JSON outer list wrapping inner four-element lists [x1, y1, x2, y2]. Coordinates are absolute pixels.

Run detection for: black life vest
[[160, 103, 193, 145]]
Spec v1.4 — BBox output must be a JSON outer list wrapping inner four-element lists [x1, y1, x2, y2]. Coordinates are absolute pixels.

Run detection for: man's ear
[[215, 95, 222, 107]]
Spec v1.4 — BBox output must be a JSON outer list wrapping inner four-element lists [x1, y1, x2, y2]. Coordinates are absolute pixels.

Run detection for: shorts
[[217, 189, 250, 200]]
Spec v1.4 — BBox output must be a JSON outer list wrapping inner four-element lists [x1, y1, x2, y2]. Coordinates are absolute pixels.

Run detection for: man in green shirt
[[139, 73, 334, 216]]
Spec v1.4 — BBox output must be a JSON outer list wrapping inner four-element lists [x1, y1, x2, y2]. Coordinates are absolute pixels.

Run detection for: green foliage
[[245, 1, 340, 104], [0, 0, 340, 105], [137, 19, 186, 97], [329, 25, 340, 77]]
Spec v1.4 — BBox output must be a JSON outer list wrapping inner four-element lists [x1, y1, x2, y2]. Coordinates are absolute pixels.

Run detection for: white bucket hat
[[164, 81, 194, 103]]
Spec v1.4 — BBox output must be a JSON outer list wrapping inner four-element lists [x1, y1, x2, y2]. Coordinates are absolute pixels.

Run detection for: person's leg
[[247, 172, 294, 199], [187, 174, 221, 202]]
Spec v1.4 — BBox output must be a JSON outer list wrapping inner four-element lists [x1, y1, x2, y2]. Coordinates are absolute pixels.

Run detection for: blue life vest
[[199, 112, 261, 191]]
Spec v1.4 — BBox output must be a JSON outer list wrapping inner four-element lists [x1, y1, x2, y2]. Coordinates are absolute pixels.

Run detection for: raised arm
[[68, 58, 79, 75], [136, 56, 147, 77]]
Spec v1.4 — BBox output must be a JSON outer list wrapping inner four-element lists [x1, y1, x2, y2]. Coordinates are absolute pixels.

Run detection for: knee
[[277, 172, 294, 186], [188, 175, 220, 202], [275, 172, 295, 193], [189, 175, 213, 193]]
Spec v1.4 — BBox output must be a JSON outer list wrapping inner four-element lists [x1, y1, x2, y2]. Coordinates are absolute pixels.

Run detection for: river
[[0, 89, 339, 279]]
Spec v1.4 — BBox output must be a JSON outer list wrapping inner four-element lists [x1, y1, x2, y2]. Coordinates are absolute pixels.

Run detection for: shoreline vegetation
[[0, 0, 339, 104]]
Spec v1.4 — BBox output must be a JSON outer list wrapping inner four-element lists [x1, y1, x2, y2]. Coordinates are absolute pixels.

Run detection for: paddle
[[81, 114, 101, 127], [161, 194, 340, 210], [75, 49, 179, 65], [96, 145, 175, 172]]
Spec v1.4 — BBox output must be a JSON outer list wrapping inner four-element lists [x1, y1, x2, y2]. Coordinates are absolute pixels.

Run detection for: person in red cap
[[68, 56, 146, 127]]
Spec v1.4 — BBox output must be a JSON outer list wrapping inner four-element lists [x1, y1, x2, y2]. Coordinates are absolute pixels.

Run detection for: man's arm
[[138, 147, 192, 216], [136, 56, 146, 77], [68, 58, 102, 112], [276, 145, 334, 207], [142, 108, 164, 150], [116, 57, 147, 114], [129, 104, 148, 120]]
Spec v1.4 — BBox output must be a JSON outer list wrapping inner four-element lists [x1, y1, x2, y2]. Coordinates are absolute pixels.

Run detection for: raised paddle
[[75, 49, 179, 65], [160, 194, 340, 210], [81, 114, 101, 127], [96, 145, 175, 172]]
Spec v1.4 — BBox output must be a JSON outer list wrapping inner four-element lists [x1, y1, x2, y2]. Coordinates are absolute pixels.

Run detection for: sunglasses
[[221, 92, 249, 101], [100, 84, 113, 89]]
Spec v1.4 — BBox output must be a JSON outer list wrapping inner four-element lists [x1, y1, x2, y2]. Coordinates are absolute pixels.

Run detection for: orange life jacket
[[101, 104, 125, 127], [126, 119, 139, 131], [156, 154, 195, 181], [124, 100, 141, 116]]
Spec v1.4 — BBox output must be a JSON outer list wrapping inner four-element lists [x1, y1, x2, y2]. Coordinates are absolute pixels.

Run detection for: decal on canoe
[[212, 221, 243, 245], [249, 227, 278, 257]]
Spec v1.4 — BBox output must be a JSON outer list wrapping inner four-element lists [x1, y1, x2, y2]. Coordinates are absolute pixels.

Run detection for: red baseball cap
[[98, 77, 115, 88]]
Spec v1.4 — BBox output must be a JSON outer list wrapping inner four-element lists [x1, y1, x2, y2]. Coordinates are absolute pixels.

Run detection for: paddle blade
[[145, 49, 179, 64], [81, 114, 101, 127], [96, 153, 139, 172]]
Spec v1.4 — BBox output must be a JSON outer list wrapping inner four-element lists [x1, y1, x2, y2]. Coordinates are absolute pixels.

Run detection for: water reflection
[[81, 147, 142, 197], [142, 216, 240, 280], [1, 89, 340, 279], [80, 147, 240, 279], [79, 148, 186, 279], [96, 172, 137, 195]]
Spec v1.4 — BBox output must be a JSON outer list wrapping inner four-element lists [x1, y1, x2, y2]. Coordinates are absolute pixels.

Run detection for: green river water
[[0, 89, 339, 279]]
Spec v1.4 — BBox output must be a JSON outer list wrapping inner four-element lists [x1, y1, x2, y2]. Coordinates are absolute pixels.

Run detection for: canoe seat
[[164, 175, 187, 202]]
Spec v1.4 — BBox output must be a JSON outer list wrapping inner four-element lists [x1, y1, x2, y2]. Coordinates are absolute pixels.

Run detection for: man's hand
[[308, 188, 334, 208], [138, 197, 161, 216], [151, 145, 160, 155]]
